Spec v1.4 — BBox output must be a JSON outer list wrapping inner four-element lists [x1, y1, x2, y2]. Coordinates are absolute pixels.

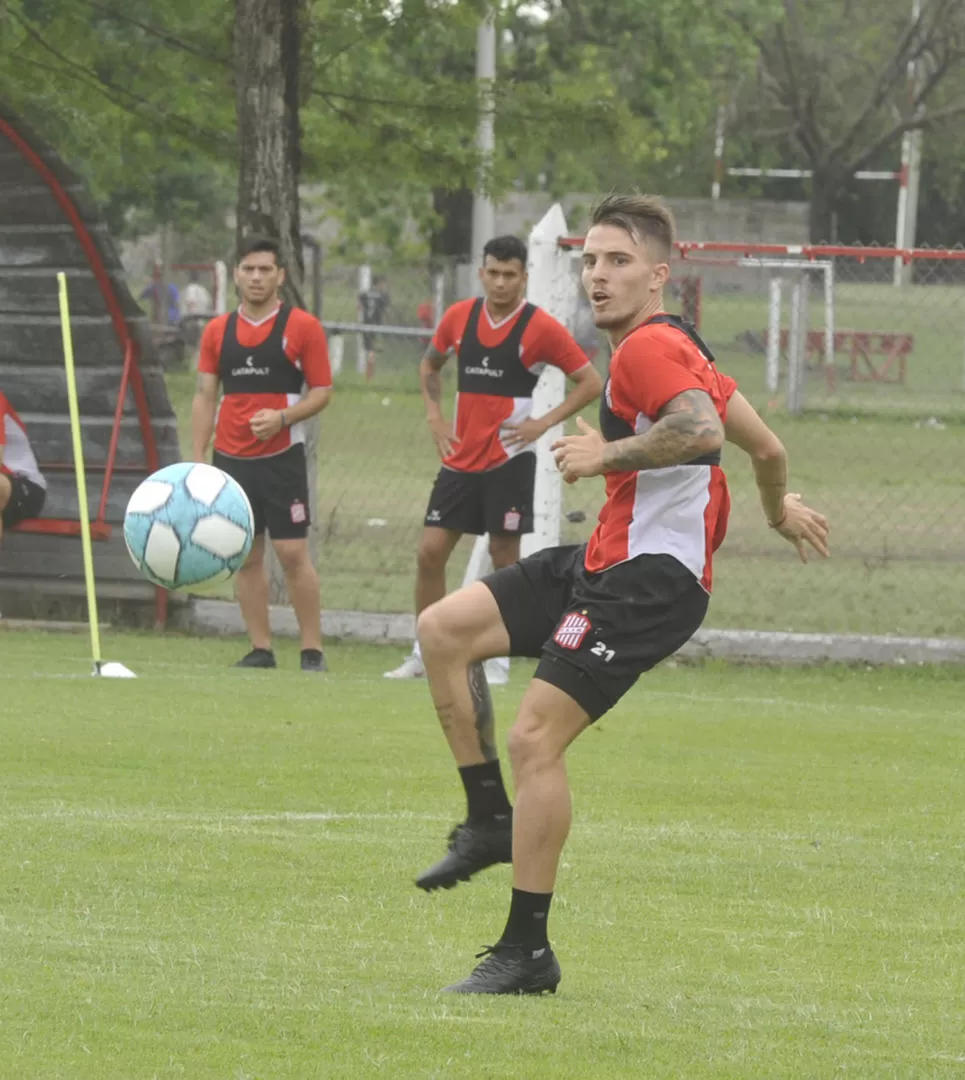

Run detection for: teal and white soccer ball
[[123, 463, 254, 591]]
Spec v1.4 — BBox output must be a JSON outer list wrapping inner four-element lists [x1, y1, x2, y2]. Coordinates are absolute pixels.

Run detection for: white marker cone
[[93, 662, 137, 679]]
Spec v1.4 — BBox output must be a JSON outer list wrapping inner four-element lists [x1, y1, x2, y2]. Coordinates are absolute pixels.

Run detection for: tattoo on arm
[[602, 389, 724, 472], [467, 661, 497, 762], [425, 369, 442, 407], [196, 373, 218, 397], [421, 346, 447, 408]]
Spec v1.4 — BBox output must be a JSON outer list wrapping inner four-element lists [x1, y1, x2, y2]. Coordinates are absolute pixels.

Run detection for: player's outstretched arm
[[420, 344, 457, 460], [191, 372, 219, 462], [725, 390, 829, 562]]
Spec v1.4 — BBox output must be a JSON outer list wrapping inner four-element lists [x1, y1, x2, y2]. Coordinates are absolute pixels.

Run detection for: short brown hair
[[588, 194, 676, 259]]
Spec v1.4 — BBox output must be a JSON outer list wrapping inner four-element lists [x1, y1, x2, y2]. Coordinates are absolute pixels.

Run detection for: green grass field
[[1, 629, 963, 1078]]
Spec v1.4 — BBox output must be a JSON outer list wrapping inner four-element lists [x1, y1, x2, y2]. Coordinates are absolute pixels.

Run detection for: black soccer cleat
[[234, 648, 277, 669], [416, 816, 512, 892], [300, 649, 328, 673], [443, 943, 561, 995]]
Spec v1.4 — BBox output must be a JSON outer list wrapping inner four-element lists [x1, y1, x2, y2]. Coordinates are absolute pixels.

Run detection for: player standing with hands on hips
[[192, 236, 333, 672], [383, 235, 603, 682], [415, 195, 830, 994]]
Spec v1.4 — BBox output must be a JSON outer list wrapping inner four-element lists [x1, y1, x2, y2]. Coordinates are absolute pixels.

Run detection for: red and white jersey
[[433, 298, 589, 473], [0, 392, 46, 489], [199, 304, 331, 458], [584, 316, 737, 591]]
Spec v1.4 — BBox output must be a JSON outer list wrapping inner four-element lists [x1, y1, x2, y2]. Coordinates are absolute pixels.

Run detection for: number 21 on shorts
[[591, 641, 615, 663]]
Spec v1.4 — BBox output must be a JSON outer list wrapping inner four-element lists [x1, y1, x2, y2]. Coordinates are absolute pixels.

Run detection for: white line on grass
[[0, 808, 449, 826], [3, 667, 961, 724]]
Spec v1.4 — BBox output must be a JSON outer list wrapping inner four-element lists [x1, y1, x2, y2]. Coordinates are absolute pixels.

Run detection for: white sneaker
[[384, 653, 426, 679], [484, 656, 510, 686]]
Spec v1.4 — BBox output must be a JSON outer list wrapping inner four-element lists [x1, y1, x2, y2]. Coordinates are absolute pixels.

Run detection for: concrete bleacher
[[0, 103, 181, 623]]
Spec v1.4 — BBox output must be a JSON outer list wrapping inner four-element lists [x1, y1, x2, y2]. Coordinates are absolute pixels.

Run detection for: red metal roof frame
[[0, 113, 167, 625], [558, 237, 965, 264]]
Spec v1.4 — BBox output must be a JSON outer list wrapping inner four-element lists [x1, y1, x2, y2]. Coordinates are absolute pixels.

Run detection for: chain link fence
[[163, 243, 965, 641]]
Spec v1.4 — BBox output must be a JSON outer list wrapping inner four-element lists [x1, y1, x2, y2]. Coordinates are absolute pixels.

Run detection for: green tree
[[729, 0, 965, 242]]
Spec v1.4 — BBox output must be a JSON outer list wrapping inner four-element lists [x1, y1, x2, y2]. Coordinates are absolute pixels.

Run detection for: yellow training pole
[[57, 272, 103, 671]]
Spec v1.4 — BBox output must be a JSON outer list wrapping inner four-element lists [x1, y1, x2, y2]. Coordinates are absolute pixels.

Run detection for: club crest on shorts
[[554, 612, 591, 650], [503, 509, 521, 532], [290, 499, 307, 524]]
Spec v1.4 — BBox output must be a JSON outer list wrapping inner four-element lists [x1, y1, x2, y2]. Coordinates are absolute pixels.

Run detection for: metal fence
[[282, 243, 965, 641]]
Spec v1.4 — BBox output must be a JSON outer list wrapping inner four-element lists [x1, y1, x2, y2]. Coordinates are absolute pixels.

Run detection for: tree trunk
[[234, 0, 318, 605], [431, 187, 474, 258], [431, 186, 474, 301], [808, 170, 838, 244]]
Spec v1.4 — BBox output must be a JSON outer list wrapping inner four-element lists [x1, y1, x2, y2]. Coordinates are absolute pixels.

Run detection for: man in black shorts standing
[[415, 195, 830, 994], [192, 236, 333, 671], [383, 234, 602, 681], [0, 390, 46, 543]]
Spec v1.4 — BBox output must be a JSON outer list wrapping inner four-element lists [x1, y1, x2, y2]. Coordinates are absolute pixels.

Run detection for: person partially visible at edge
[[383, 234, 604, 684], [413, 194, 830, 995], [192, 235, 333, 673], [0, 390, 47, 544]]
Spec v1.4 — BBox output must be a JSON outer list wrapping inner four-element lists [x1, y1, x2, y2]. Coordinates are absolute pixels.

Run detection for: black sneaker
[[300, 649, 328, 673], [415, 816, 512, 892], [234, 648, 277, 669], [443, 943, 561, 995]]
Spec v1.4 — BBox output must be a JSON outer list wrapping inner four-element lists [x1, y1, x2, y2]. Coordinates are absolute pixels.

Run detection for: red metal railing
[[0, 114, 168, 627], [559, 236, 965, 264]]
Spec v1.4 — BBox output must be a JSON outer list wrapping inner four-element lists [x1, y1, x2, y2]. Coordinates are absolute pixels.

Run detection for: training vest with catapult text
[[456, 298, 540, 398], [599, 313, 722, 467], [218, 306, 303, 396]]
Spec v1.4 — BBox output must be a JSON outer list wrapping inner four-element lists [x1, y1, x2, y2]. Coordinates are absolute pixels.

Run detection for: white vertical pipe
[[824, 261, 835, 370], [356, 263, 371, 375], [711, 103, 726, 201], [470, 8, 496, 266], [766, 276, 783, 395], [787, 275, 809, 415]]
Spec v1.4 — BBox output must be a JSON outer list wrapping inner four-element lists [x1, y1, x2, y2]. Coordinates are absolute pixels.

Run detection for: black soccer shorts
[[484, 544, 709, 721], [424, 453, 536, 537], [1, 473, 46, 528], [213, 445, 310, 540]]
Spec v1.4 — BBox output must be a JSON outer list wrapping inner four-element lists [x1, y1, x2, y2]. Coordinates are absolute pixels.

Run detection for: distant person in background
[[182, 270, 214, 347], [140, 278, 182, 326], [183, 270, 213, 317], [0, 391, 46, 543], [358, 275, 391, 382], [417, 298, 435, 330]]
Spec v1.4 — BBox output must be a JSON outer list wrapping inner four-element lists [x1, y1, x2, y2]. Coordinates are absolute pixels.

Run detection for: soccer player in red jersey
[[0, 391, 46, 542], [383, 235, 603, 681], [415, 195, 830, 994], [192, 237, 333, 672]]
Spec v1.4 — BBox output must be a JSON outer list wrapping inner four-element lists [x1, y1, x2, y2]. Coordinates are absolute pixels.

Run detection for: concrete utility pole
[[470, 6, 496, 286], [894, 0, 924, 286]]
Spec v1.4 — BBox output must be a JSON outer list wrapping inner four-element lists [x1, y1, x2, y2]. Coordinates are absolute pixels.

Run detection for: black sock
[[498, 888, 552, 953], [458, 761, 512, 822], [301, 648, 323, 660]]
